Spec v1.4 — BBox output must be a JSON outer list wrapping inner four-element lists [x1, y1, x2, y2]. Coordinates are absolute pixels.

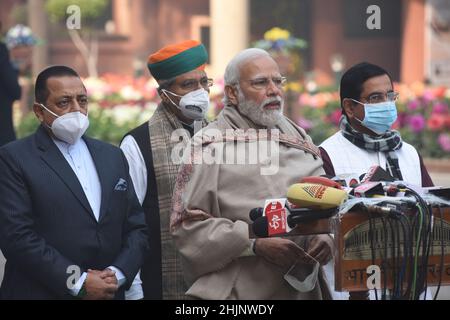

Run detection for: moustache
[[261, 97, 283, 110]]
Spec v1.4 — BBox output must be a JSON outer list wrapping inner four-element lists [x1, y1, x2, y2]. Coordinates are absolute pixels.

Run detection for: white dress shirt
[[119, 120, 198, 204], [53, 138, 142, 299], [120, 135, 147, 205]]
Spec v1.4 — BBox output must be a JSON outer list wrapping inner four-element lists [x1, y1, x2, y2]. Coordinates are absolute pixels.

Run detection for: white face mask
[[162, 88, 210, 120], [39, 104, 89, 144], [284, 259, 320, 293]]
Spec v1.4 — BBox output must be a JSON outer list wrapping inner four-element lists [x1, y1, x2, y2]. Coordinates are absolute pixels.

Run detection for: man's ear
[[33, 102, 44, 122], [224, 85, 239, 106], [342, 98, 356, 119], [158, 89, 170, 105]]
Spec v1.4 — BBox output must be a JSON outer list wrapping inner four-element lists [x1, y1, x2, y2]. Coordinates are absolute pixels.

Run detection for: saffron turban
[[147, 40, 208, 81]]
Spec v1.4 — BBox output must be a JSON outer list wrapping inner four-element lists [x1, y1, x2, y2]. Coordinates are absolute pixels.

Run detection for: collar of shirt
[[52, 137, 102, 221]]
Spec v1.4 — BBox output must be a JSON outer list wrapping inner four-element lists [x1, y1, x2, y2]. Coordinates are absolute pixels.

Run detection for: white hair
[[236, 90, 284, 128], [222, 48, 271, 106]]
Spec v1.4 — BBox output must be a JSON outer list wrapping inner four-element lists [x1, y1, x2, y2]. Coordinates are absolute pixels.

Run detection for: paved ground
[[1, 171, 449, 299], [430, 172, 450, 188]]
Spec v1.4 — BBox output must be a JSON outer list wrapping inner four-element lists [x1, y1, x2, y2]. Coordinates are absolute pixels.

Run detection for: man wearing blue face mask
[[120, 40, 211, 300], [319, 62, 433, 187], [319, 62, 434, 300]]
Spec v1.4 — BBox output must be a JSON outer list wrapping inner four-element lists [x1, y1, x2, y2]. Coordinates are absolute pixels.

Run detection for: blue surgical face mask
[[351, 99, 397, 135]]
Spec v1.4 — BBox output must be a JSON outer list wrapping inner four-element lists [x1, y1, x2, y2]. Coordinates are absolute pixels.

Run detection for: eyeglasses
[[239, 76, 287, 90], [177, 78, 214, 91], [362, 91, 399, 104]]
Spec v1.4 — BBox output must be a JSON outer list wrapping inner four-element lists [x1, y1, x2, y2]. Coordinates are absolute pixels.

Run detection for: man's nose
[[70, 99, 83, 112], [266, 80, 281, 96], [192, 81, 202, 90]]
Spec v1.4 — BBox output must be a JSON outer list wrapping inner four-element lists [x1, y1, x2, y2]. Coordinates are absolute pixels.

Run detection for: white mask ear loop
[[38, 103, 58, 131], [39, 103, 59, 118], [161, 89, 181, 109], [348, 98, 364, 121], [348, 99, 374, 132], [349, 98, 363, 106]]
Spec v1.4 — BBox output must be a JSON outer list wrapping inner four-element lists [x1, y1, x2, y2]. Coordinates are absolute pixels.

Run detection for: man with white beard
[[169, 48, 334, 300]]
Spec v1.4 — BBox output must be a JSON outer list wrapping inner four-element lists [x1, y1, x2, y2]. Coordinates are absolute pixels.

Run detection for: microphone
[[262, 198, 291, 236], [360, 165, 395, 183], [252, 216, 269, 238], [331, 173, 360, 188], [250, 181, 346, 237], [287, 206, 338, 224], [353, 181, 385, 197], [251, 206, 338, 237], [349, 166, 398, 197], [249, 207, 264, 221], [286, 183, 348, 209], [299, 176, 343, 189]]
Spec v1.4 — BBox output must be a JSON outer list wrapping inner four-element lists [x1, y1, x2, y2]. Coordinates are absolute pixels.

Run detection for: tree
[[45, 0, 109, 77]]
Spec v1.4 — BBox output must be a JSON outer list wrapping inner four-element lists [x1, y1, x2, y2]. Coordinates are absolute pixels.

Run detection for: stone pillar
[[210, 0, 249, 78], [113, 0, 132, 35], [400, 0, 426, 84], [28, 0, 48, 77]]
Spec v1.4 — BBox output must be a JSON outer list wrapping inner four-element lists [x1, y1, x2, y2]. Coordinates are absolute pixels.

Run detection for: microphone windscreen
[[287, 183, 348, 209], [249, 207, 264, 221], [252, 216, 269, 238]]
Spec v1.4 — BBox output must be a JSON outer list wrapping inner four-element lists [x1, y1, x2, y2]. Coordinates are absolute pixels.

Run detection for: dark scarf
[[339, 115, 404, 180]]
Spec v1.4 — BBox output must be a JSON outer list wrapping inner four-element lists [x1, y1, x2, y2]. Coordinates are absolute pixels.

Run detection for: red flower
[[433, 87, 447, 99], [445, 115, 450, 129], [427, 114, 446, 131], [330, 109, 342, 126]]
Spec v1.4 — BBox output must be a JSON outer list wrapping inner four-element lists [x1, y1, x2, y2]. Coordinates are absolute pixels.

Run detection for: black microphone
[[360, 165, 395, 183], [252, 216, 269, 237], [251, 206, 338, 237], [249, 207, 264, 221], [287, 206, 338, 224]]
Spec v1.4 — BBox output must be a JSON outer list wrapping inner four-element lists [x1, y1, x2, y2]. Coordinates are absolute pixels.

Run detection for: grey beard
[[237, 91, 284, 128]]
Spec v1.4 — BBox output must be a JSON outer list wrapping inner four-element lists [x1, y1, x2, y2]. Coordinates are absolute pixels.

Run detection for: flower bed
[[16, 74, 160, 145], [16, 73, 223, 145], [296, 83, 450, 158]]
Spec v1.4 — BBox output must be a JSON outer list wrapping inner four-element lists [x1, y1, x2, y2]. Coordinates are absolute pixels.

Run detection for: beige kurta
[[170, 106, 331, 300]]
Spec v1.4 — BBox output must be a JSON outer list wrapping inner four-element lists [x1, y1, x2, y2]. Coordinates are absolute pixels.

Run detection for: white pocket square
[[114, 178, 127, 191]]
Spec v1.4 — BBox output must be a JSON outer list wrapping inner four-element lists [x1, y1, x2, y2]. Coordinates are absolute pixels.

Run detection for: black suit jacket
[[0, 42, 21, 147], [0, 126, 148, 299]]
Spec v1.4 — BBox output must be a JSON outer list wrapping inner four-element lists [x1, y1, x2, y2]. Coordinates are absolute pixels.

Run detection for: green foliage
[[45, 0, 109, 24], [16, 104, 147, 146], [250, 0, 310, 42], [16, 112, 40, 138], [84, 106, 145, 145], [11, 4, 29, 25]]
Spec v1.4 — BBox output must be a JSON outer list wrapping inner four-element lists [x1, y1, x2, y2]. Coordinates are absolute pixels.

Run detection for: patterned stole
[[339, 116, 404, 180], [148, 103, 206, 299]]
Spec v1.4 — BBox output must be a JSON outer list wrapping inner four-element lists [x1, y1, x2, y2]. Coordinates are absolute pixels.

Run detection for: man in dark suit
[[0, 66, 148, 299], [0, 21, 22, 147]]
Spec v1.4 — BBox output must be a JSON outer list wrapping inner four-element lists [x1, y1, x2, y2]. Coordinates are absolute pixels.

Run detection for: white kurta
[[320, 131, 422, 186], [320, 131, 431, 300]]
